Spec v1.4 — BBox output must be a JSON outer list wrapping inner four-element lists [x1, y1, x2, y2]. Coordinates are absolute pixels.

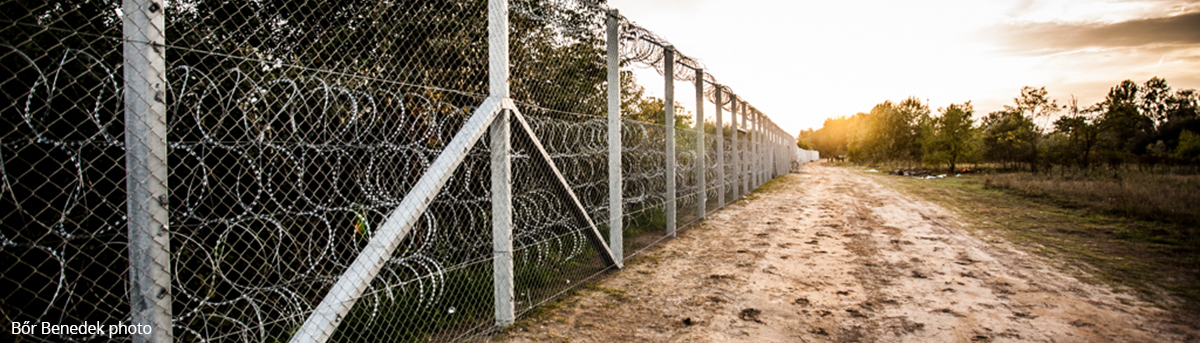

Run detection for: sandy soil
[[499, 163, 1198, 342]]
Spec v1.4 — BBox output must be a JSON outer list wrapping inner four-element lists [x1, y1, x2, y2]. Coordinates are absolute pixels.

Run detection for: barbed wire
[[1, 1, 798, 342]]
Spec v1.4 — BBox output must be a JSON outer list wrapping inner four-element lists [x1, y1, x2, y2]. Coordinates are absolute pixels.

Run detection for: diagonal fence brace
[[290, 96, 503, 343], [509, 106, 622, 269]]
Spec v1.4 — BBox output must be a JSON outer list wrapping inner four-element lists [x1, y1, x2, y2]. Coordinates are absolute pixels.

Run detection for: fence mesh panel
[[3, 2, 137, 342], [619, 118, 669, 257], [2, 0, 805, 342]]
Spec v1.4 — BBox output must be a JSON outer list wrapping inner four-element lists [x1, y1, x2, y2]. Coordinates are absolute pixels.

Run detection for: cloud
[[993, 10, 1200, 53], [1003, 0, 1043, 18]]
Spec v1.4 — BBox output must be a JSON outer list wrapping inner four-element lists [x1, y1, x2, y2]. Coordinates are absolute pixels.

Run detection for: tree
[[810, 115, 852, 159], [1154, 86, 1200, 159], [1164, 89, 1199, 126], [624, 96, 693, 130], [1007, 86, 1061, 130], [619, 71, 648, 116], [998, 86, 1062, 171], [981, 109, 1039, 170], [1176, 130, 1200, 162], [1052, 96, 1103, 168], [796, 129, 816, 150], [892, 97, 930, 160], [1096, 80, 1156, 162], [847, 111, 878, 162], [922, 102, 977, 173], [847, 98, 927, 164], [1140, 76, 1172, 125]]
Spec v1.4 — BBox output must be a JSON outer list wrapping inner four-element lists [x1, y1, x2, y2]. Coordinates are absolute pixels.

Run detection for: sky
[[607, 0, 1200, 135]]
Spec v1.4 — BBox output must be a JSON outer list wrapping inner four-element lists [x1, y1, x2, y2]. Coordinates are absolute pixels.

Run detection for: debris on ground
[[888, 169, 931, 176], [738, 308, 763, 323]]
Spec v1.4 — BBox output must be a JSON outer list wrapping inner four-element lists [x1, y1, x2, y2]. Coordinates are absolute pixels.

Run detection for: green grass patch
[[626, 251, 661, 266], [744, 175, 793, 200], [585, 284, 629, 302]]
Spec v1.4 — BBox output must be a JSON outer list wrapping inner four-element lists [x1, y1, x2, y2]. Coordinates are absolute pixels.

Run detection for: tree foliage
[[1052, 97, 1103, 168], [980, 108, 1038, 170], [921, 102, 977, 172], [808, 115, 853, 159], [846, 97, 927, 163], [801, 77, 1199, 171], [795, 129, 816, 150]]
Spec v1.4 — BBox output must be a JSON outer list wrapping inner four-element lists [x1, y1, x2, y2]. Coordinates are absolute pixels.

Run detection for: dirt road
[[500, 164, 1197, 342]]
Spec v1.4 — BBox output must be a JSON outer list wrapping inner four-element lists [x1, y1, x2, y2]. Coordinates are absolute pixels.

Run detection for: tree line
[[797, 77, 1200, 172]]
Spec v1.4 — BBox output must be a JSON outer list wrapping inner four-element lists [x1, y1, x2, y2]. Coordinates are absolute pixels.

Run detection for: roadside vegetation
[[864, 170, 1200, 317], [982, 171, 1200, 226], [803, 77, 1200, 316]]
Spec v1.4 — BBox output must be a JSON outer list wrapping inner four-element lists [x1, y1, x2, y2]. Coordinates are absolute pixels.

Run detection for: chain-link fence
[[2, 0, 808, 342]]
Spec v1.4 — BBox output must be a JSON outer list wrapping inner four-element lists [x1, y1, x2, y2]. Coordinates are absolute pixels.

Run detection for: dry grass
[[982, 171, 1200, 230], [861, 168, 1200, 317]]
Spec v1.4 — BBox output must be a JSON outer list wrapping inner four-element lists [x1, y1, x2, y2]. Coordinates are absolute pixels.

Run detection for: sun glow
[[609, 0, 1200, 134]]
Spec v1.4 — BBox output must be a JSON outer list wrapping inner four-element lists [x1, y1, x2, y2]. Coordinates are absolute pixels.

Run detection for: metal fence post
[[747, 105, 754, 190], [489, 0, 514, 328], [757, 112, 762, 185], [746, 104, 752, 193], [491, 108, 512, 327], [123, 1, 173, 342], [740, 101, 749, 194], [780, 128, 785, 174], [714, 86, 724, 207], [781, 127, 787, 174], [768, 127, 773, 178], [730, 98, 739, 198], [694, 68, 705, 220], [748, 108, 756, 189], [605, 9, 623, 262], [752, 110, 758, 187], [664, 46, 676, 237], [766, 126, 772, 178], [769, 126, 776, 178], [755, 110, 762, 187], [762, 114, 768, 182], [776, 127, 782, 176], [756, 111, 763, 186]]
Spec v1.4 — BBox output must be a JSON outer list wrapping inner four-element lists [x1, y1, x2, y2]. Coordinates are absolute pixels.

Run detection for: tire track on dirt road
[[500, 164, 1196, 342]]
